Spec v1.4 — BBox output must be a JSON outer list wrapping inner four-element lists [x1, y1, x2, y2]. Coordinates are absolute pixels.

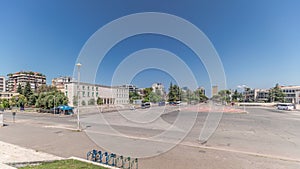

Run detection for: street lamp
[[76, 63, 82, 131]]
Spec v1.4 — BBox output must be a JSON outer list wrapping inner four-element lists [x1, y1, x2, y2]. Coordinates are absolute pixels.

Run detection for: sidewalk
[[0, 140, 62, 168]]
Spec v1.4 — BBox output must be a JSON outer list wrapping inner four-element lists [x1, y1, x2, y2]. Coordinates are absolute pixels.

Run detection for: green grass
[[19, 159, 108, 169]]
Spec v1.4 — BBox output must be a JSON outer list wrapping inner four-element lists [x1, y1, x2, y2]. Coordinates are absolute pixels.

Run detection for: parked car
[[277, 103, 294, 111]]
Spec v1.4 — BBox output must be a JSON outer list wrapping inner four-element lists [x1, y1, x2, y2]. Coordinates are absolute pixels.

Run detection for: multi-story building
[[243, 88, 269, 102], [0, 76, 5, 92], [52, 76, 72, 93], [152, 83, 164, 94], [0, 92, 19, 100], [122, 84, 138, 93], [279, 85, 300, 103], [212, 85, 218, 96], [65, 82, 129, 106], [7, 71, 46, 92]]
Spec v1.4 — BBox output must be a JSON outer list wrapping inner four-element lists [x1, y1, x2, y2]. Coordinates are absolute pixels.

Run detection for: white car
[[277, 103, 294, 111]]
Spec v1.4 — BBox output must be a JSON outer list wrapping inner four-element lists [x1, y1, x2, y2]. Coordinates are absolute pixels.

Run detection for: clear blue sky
[[1, 0, 300, 96]]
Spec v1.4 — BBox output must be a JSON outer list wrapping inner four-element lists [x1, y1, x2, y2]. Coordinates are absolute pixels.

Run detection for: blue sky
[[1, 0, 300, 96]]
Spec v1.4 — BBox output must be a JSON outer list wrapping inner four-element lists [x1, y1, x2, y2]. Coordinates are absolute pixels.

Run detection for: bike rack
[[86, 149, 138, 169]]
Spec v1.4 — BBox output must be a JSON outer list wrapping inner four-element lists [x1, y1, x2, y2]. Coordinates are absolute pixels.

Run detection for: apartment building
[[7, 71, 46, 92], [0, 76, 5, 92], [122, 84, 138, 93], [244, 89, 269, 102], [65, 82, 129, 106], [152, 83, 164, 94], [52, 76, 72, 93], [279, 85, 300, 103]]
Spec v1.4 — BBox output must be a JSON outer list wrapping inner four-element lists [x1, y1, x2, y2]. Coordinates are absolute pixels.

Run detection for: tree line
[[0, 82, 68, 110]]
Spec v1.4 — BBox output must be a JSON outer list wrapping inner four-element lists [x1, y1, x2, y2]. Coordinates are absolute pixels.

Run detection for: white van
[[277, 103, 294, 111]]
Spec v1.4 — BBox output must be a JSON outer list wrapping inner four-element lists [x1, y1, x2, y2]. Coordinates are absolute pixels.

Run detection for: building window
[[82, 86, 85, 90], [82, 91, 85, 97], [96, 92, 98, 97], [92, 92, 94, 97], [88, 92, 90, 97]]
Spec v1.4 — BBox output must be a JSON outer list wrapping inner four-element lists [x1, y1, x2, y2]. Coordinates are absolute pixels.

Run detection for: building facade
[[65, 82, 129, 106], [0, 92, 19, 100], [212, 86, 218, 96], [152, 83, 164, 94], [7, 71, 46, 92], [279, 86, 300, 103], [243, 88, 269, 102], [52, 76, 72, 93], [0, 76, 5, 92], [122, 84, 138, 93]]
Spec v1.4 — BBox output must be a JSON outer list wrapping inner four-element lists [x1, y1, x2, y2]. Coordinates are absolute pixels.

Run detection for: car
[[277, 103, 294, 111]]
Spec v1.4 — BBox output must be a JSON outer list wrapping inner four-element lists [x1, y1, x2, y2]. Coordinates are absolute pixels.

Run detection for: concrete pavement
[[1, 105, 300, 168], [0, 140, 62, 168]]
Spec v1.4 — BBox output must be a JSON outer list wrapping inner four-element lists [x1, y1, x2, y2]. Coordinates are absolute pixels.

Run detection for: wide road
[[0, 106, 300, 169]]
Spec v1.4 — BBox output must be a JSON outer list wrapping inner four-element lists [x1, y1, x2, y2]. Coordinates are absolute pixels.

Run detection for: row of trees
[[168, 83, 208, 103], [212, 84, 286, 103], [128, 83, 208, 104], [8, 84, 69, 109]]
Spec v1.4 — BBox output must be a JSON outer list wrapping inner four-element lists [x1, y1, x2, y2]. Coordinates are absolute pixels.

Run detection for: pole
[[53, 96, 55, 114], [76, 63, 81, 131]]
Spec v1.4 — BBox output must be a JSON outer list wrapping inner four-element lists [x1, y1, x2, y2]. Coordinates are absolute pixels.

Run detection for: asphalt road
[[0, 106, 300, 169]]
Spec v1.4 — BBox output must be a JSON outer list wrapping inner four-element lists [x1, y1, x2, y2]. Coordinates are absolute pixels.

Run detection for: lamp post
[[53, 96, 55, 114], [76, 63, 82, 131]]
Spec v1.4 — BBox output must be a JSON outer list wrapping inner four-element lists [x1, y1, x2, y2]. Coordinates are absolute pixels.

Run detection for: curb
[[69, 156, 121, 169]]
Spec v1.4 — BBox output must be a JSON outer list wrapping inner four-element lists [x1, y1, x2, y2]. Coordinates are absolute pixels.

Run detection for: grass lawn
[[19, 159, 108, 169]]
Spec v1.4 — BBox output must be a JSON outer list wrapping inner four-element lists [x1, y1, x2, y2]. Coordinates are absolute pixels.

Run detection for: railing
[[87, 149, 138, 169]]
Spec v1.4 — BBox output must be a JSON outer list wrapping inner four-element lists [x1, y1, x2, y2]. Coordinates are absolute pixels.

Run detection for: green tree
[[231, 90, 242, 102], [24, 82, 33, 100], [143, 88, 153, 102], [269, 84, 285, 102], [13, 94, 27, 107], [168, 83, 181, 102], [148, 92, 162, 103], [73, 96, 78, 106], [97, 97, 103, 105], [17, 83, 23, 94], [81, 100, 86, 106], [129, 91, 141, 103], [88, 98, 95, 105]]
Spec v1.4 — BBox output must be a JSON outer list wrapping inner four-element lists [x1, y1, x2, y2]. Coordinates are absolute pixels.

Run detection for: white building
[[152, 83, 164, 94], [243, 88, 269, 102], [279, 85, 300, 103], [65, 82, 129, 106]]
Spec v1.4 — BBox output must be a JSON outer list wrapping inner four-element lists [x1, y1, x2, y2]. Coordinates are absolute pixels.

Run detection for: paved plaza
[[0, 105, 300, 169]]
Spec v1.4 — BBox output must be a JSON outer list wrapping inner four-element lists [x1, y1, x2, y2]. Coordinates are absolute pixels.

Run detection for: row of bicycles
[[87, 149, 138, 169]]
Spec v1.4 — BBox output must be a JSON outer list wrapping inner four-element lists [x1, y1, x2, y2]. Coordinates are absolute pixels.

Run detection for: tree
[[73, 96, 78, 106], [142, 88, 153, 102], [17, 83, 23, 94], [15, 94, 27, 107], [231, 90, 242, 102], [97, 97, 103, 105], [24, 82, 33, 100], [148, 92, 162, 103], [28, 94, 38, 106], [168, 83, 181, 102], [129, 91, 141, 103], [269, 84, 285, 102], [81, 100, 86, 106], [88, 98, 95, 105]]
